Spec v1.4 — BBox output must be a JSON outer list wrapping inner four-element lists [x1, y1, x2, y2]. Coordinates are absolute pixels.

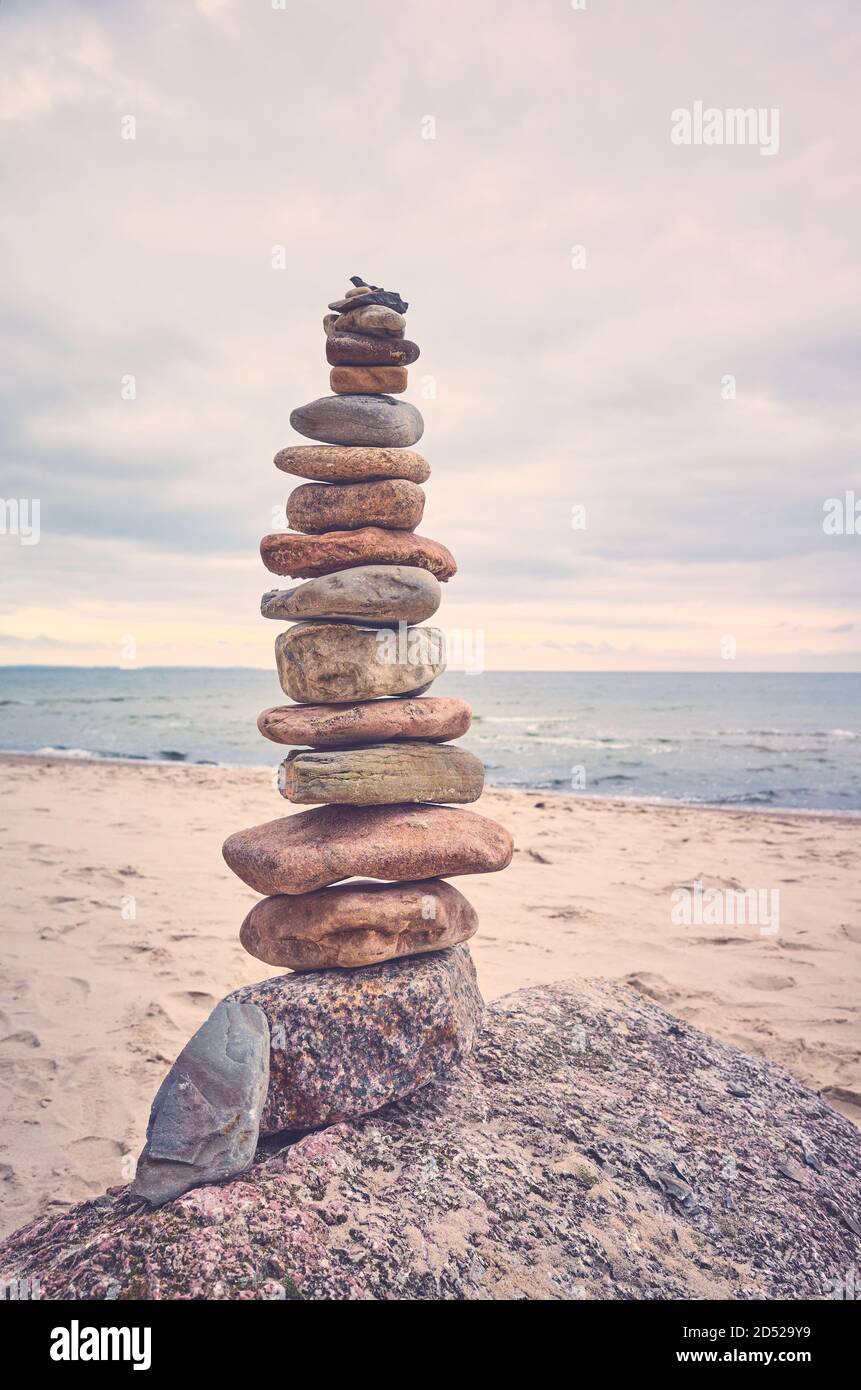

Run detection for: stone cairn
[[131, 279, 512, 1206]]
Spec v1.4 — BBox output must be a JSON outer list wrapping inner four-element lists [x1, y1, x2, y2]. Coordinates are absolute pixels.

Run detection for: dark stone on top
[[328, 278, 408, 316]]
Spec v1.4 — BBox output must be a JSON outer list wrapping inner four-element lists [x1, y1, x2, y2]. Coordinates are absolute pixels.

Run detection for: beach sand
[[0, 753, 859, 1239]]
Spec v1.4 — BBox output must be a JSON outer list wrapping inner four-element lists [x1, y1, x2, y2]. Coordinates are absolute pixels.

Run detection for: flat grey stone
[[260, 565, 441, 625], [290, 394, 424, 447], [279, 741, 485, 805]]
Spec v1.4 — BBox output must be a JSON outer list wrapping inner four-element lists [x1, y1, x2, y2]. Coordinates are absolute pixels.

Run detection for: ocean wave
[[697, 728, 858, 740], [34, 745, 151, 761], [29, 745, 190, 764], [687, 788, 781, 806]]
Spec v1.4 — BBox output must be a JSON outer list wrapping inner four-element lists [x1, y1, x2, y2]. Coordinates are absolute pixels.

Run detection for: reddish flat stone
[[260, 528, 457, 581], [257, 696, 472, 748], [326, 332, 420, 367], [286, 479, 424, 533], [239, 878, 478, 970], [222, 804, 515, 895]]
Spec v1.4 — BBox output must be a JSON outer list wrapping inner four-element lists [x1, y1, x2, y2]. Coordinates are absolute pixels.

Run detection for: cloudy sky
[[1, 0, 859, 671]]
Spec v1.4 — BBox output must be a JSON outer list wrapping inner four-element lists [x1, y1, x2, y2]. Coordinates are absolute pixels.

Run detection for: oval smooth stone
[[275, 622, 446, 704], [257, 695, 472, 748], [239, 879, 478, 971], [326, 332, 420, 367], [330, 366, 408, 395], [290, 395, 424, 448], [260, 527, 456, 581], [286, 479, 424, 533], [278, 742, 485, 806], [260, 565, 441, 625], [333, 305, 405, 337], [222, 804, 515, 895], [275, 445, 430, 484]]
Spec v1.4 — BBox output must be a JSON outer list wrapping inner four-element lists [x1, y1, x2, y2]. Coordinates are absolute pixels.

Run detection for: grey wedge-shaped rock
[[278, 741, 485, 806], [260, 565, 441, 625], [290, 394, 424, 448], [239, 879, 479, 970], [275, 622, 446, 704], [286, 479, 424, 533], [130, 1000, 270, 1207]]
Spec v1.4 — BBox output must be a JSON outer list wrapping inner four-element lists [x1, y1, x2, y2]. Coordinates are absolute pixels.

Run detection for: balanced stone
[[333, 305, 405, 337], [275, 444, 429, 484], [287, 479, 424, 533], [328, 282, 408, 315], [278, 742, 485, 806], [222, 804, 515, 895], [331, 366, 408, 395], [328, 290, 371, 310], [275, 622, 446, 703], [233, 946, 483, 1133], [261, 527, 456, 581], [276, 450, 428, 489], [326, 332, 420, 367], [130, 1000, 270, 1207], [258, 695, 472, 748], [323, 313, 338, 336], [290, 395, 423, 447], [260, 565, 441, 624], [239, 879, 478, 970]]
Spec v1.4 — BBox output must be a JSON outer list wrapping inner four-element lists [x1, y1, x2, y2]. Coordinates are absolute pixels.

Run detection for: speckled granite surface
[[233, 944, 484, 1133], [2, 975, 858, 1301]]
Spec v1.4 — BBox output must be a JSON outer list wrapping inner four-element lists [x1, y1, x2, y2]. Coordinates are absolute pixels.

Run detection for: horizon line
[[2, 664, 860, 677]]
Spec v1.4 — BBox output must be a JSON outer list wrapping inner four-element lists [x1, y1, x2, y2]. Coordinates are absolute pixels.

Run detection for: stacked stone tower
[[130, 279, 513, 1206], [223, 277, 513, 973]]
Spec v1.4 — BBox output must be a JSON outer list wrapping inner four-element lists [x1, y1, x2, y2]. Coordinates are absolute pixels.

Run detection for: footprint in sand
[[738, 972, 797, 992], [169, 989, 217, 1011], [622, 971, 680, 1005], [32, 976, 90, 1014], [67, 1136, 125, 1171], [0, 1030, 42, 1051]]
